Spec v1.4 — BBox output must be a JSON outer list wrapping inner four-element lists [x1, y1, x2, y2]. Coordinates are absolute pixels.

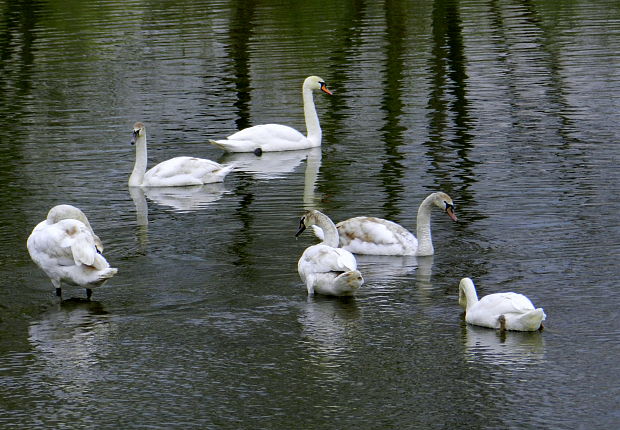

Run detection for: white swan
[[209, 76, 332, 153], [296, 210, 364, 296], [27, 205, 118, 300], [129, 122, 234, 187], [458, 278, 546, 332], [312, 192, 457, 256]]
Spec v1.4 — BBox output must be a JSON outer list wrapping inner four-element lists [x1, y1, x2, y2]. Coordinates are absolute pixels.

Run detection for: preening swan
[[296, 210, 363, 296], [312, 192, 457, 256], [27, 205, 118, 300], [209, 76, 332, 153], [458, 278, 546, 332], [129, 122, 234, 187]]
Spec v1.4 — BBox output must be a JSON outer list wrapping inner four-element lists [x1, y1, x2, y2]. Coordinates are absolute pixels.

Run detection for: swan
[[129, 122, 234, 187], [312, 192, 457, 256], [209, 76, 332, 153], [296, 210, 364, 296], [458, 278, 546, 332], [27, 205, 118, 300]]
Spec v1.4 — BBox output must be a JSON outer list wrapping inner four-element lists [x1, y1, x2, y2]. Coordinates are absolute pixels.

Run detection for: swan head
[[47, 204, 88, 225], [458, 277, 477, 309], [304, 76, 332, 95], [431, 192, 458, 221], [296, 210, 319, 237], [131, 122, 146, 145], [46, 205, 103, 252]]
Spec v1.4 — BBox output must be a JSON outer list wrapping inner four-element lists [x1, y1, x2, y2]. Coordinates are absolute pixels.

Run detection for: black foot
[[86, 289, 93, 301], [498, 314, 507, 332], [55, 288, 62, 298]]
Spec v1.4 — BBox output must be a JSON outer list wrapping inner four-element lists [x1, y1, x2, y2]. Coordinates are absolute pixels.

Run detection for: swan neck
[[416, 195, 435, 256], [315, 213, 339, 247], [460, 283, 479, 311], [303, 86, 321, 146], [129, 134, 147, 186]]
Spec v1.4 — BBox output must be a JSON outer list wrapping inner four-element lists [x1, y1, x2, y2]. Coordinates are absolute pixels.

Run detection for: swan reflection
[[141, 183, 228, 213], [28, 301, 114, 393], [298, 295, 360, 381], [462, 323, 546, 366], [220, 147, 321, 180], [355, 255, 434, 294]]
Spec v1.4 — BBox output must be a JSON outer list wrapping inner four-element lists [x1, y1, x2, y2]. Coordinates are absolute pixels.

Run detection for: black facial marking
[[295, 216, 307, 237]]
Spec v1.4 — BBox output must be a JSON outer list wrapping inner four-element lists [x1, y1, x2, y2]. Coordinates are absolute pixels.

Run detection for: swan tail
[[333, 270, 364, 295], [511, 308, 546, 331], [209, 139, 229, 151], [94, 267, 118, 286], [218, 162, 236, 176], [207, 162, 235, 182]]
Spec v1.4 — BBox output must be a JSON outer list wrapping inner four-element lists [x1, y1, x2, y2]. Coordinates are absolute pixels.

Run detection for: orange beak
[[320, 84, 333, 95], [446, 206, 458, 222]]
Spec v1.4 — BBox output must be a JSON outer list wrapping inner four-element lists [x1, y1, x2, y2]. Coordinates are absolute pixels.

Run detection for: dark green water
[[1, 0, 619, 428]]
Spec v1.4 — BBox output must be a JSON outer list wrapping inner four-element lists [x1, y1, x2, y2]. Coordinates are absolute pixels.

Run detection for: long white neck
[[459, 280, 479, 311], [303, 86, 321, 146], [416, 194, 436, 256], [314, 213, 339, 248], [129, 134, 147, 186]]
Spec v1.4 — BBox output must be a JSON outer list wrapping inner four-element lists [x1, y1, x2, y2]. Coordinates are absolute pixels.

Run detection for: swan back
[[459, 278, 546, 331], [296, 210, 362, 296], [209, 75, 331, 153], [337, 217, 418, 256], [308, 191, 456, 256], [27, 205, 117, 295], [130, 122, 233, 186]]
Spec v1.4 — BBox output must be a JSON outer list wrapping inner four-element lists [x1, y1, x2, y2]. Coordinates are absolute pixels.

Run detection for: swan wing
[[337, 217, 417, 255], [467, 292, 539, 329], [299, 244, 357, 275], [57, 220, 99, 267], [28, 219, 99, 269]]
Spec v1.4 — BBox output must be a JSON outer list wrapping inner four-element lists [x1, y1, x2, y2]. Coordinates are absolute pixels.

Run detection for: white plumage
[[458, 277, 546, 332], [209, 76, 332, 153], [27, 205, 118, 299], [129, 122, 234, 187], [296, 210, 363, 296], [312, 192, 457, 256]]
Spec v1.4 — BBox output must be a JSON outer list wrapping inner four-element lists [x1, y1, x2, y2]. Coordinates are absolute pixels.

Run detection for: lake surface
[[1, 0, 619, 428]]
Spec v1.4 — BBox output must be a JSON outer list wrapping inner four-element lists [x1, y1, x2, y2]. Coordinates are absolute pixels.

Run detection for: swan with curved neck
[[296, 210, 363, 296], [313, 192, 457, 256], [209, 76, 332, 153], [27, 205, 118, 300], [129, 122, 234, 187], [458, 278, 546, 332]]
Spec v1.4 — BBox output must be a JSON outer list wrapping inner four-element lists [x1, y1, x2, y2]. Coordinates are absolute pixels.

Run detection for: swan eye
[[444, 202, 454, 211]]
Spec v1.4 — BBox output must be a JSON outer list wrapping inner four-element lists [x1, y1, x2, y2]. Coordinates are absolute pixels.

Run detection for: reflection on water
[[462, 323, 546, 366], [141, 183, 229, 212], [28, 301, 112, 385], [355, 254, 433, 286], [298, 295, 360, 381], [220, 147, 321, 181]]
